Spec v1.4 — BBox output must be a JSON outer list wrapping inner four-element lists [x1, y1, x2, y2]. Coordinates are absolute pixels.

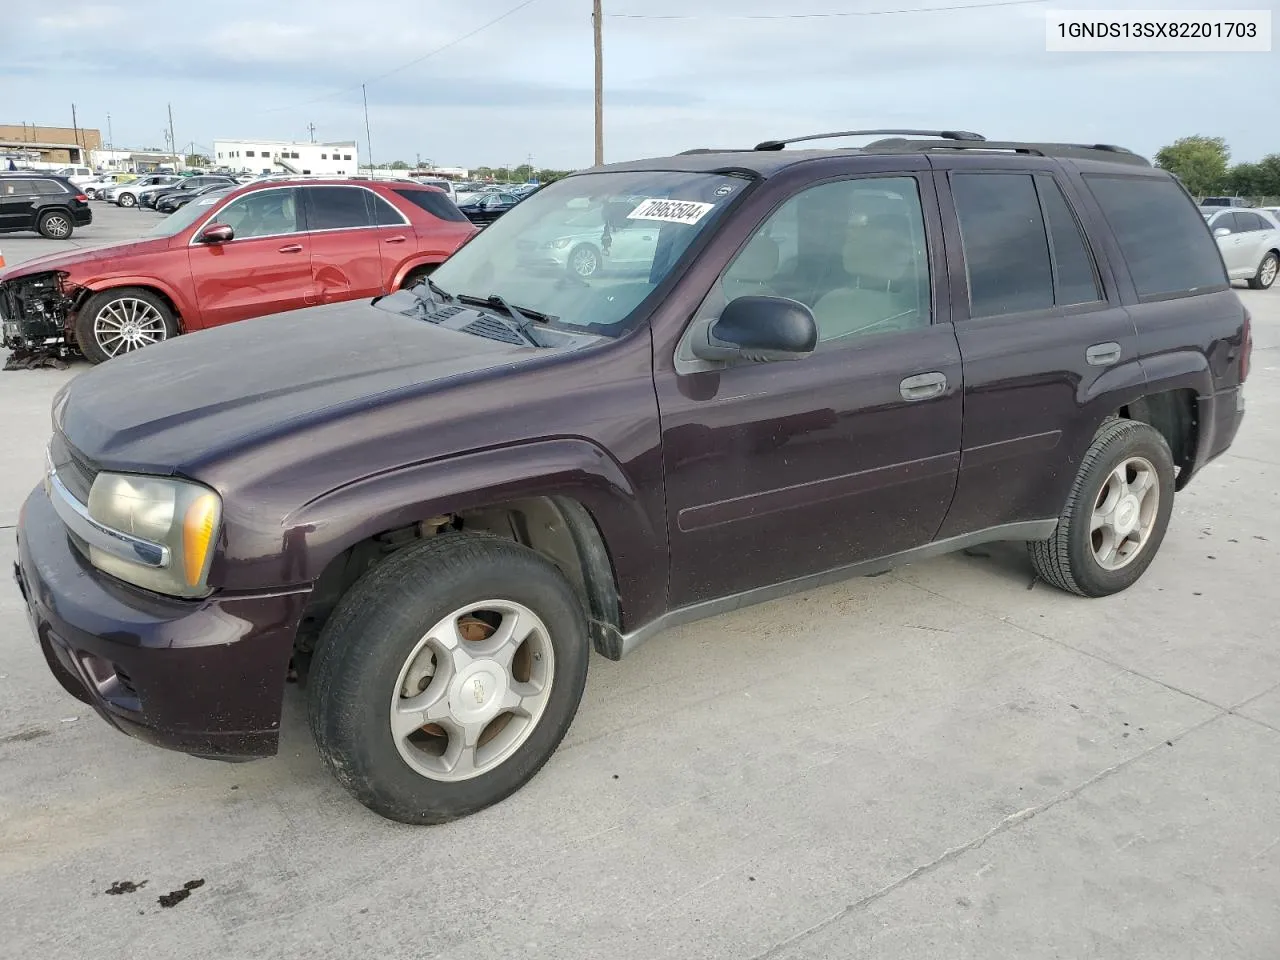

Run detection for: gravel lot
[[2, 204, 1279, 960]]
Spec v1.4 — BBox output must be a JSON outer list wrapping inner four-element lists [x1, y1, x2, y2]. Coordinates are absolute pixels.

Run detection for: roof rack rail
[[860, 138, 1150, 167], [754, 129, 985, 151], [678, 148, 751, 155]]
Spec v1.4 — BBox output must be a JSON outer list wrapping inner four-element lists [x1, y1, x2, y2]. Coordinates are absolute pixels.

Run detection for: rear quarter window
[[1085, 175, 1227, 300], [393, 188, 469, 223]]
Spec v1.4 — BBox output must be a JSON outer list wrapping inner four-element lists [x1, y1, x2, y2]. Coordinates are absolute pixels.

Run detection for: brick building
[[0, 124, 102, 165]]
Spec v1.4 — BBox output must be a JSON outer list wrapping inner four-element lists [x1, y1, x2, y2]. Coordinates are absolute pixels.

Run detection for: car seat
[[811, 215, 923, 341]]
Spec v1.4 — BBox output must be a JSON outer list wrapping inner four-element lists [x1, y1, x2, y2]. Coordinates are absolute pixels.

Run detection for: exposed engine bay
[[0, 272, 76, 369]]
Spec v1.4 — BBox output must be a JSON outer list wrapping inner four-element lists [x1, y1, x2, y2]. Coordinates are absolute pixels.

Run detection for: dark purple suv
[[14, 131, 1250, 824]]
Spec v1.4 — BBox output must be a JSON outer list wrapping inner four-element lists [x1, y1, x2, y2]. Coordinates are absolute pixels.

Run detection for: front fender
[[277, 438, 667, 629], [77, 276, 193, 322]]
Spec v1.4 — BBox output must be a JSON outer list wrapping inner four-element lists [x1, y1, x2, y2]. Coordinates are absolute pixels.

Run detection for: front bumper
[[14, 485, 309, 759]]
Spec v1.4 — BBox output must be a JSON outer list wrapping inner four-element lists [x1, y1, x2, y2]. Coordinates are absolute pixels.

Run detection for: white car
[[52, 165, 96, 187], [1202, 207, 1280, 290], [102, 174, 181, 206], [79, 172, 137, 199]]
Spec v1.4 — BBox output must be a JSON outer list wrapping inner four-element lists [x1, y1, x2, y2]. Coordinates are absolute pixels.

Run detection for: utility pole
[[70, 103, 82, 164], [593, 0, 603, 166], [362, 84, 374, 173], [107, 113, 114, 153], [167, 103, 177, 167], [307, 122, 316, 143]]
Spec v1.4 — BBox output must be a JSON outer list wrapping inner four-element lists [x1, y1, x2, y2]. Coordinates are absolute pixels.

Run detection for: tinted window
[[33, 180, 67, 196], [393, 188, 468, 222], [952, 173, 1053, 317], [721, 176, 931, 343], [1234, 212, 1268, 233], [1085, 176, 1226, 298], [305, 186, 372, 230], [0, 180, 34, 196], [368, 192, 407, 226], [1036, 175, 1101, 305], [217, 189, 300, 239]]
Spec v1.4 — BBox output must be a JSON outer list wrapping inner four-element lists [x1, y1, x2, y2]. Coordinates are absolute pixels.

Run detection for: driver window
[[719, 177, 931, 344], [217, 189, 300, 239]]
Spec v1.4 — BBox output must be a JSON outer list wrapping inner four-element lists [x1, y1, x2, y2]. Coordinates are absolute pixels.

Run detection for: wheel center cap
[[449, 660, 507, 724], [1114, 496, 1140, 535]]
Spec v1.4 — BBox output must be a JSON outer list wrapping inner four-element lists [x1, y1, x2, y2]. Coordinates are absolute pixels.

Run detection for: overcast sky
[[5, 0, 1276, 170]]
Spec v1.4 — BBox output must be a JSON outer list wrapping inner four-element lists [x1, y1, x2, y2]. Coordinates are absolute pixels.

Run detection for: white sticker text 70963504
[[626, 198, 716, 225]]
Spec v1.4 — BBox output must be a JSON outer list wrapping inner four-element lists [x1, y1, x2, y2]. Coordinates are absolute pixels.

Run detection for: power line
[[262, 0, 543, 113], [607, 0, 1048, 19]]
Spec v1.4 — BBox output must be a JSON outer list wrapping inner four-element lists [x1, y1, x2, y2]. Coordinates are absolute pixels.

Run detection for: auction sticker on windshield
[[627, 198, 716, 225]]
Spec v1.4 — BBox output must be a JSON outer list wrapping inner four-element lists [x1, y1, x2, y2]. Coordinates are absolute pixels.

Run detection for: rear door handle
[[1086, 342, 1122, 366], [278, 243, 304, 254], [384, 235, 407, 244], [900, 371, 947, 401]]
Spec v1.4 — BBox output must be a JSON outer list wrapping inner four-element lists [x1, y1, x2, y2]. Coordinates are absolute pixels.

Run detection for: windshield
[[429, 171, 743, 337], [145, 189, 233, 238]]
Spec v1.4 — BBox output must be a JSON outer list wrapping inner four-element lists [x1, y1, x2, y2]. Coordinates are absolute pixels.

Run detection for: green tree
[[389, 160, 410, 170], [473, 166, 494, 180], [1154, 136, 1229, 197], [513, 164, 534, 182], [1225, 162, 1266, 196]]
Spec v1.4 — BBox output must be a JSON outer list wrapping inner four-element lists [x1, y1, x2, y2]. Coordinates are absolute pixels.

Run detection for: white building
[[212, 139, 359, 176]]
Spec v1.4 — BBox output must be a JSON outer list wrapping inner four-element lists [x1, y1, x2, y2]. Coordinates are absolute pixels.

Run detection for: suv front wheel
[[308, 533, 590, 824], [75, 288, 179, 364], [1028, 418, 1175, 597]]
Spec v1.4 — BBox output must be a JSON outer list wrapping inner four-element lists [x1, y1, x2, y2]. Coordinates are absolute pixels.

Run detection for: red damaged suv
[[0, 179, 476, 363]]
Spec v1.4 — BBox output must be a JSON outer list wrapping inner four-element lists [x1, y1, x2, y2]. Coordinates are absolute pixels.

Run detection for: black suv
[[140, 175, 236, 209], [0, 173, 92, 239], [15, 130, 1248, 824]]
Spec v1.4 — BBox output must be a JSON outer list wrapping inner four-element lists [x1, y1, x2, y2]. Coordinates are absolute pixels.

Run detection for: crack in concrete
[[748, 712, 1225, 960]]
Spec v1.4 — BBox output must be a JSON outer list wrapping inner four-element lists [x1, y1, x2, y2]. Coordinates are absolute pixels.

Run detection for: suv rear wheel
[[1028, 418, 1175, 597], [308, 534, 590, 824], [117, 191, 137, 207], [37, 210, 75, 240], [75, 288, 179, 364]]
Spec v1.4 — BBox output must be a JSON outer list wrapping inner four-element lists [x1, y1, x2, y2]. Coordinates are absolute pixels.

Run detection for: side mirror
[[197, 222, 234, 244], [690, 296, 818, 363], [1213, 227, 1231, 238]]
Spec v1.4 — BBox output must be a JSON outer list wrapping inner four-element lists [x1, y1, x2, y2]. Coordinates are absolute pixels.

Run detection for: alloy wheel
[[43, 215, 72, 239], [93, 298, 169, 357], [1090, 456, 1159, 571], [571, 248, 598, 277], [1261, 255, 1278, 289], [390, 600, 555, 782]]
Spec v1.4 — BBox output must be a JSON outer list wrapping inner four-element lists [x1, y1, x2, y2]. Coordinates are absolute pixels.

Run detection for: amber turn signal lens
[[183, 493, 220, 586]]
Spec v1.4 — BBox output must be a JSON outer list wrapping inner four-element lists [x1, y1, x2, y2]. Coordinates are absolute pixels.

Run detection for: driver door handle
[[384, 235, 407, 244], [278, 243, 304, 254], [900, 371, 947, 401]]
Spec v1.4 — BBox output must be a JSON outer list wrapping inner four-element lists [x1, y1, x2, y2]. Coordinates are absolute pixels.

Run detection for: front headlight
[[549, 238, 571, 250], [86, 472, 222, 597]]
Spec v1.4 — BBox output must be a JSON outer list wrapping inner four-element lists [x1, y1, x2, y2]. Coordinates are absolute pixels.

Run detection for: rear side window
[[1085, 176, 1226, 299], [367, 192, 408, 226], [393, 188, 469, 223], [33, 180, 69, 196], [1035, 175, 1101, 306], [1234, 211, 1268, 233], [304, 186, 373, 230], [951, 173, 1054, 316]]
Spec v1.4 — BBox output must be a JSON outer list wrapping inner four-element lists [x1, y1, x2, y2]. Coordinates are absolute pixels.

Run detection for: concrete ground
[[1, 204, 1278, 959]]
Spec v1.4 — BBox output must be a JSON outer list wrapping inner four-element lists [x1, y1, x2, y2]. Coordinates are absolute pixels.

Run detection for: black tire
[[74, 287, 179, 364], [117, 192, 136, 208], [37, 209, 75, 240], [398, 264, 437, 290], [1246, 251, 1278, 290], [568, 243, 601, 278], [308, 534, 590, 824], [84, 188, 97, 199], [1028, 418, 1175, 598]]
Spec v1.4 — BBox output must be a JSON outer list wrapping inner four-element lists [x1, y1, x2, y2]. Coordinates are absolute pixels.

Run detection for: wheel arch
[[1117, 388, 1199, 491], [276, 439, 663, 664], [393, 258, 442, 290], [73, 279, 188, 332]]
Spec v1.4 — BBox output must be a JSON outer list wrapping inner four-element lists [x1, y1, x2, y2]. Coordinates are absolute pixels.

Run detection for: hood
[[0, 238, 169, 281], [58, 299, 541, 472]]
